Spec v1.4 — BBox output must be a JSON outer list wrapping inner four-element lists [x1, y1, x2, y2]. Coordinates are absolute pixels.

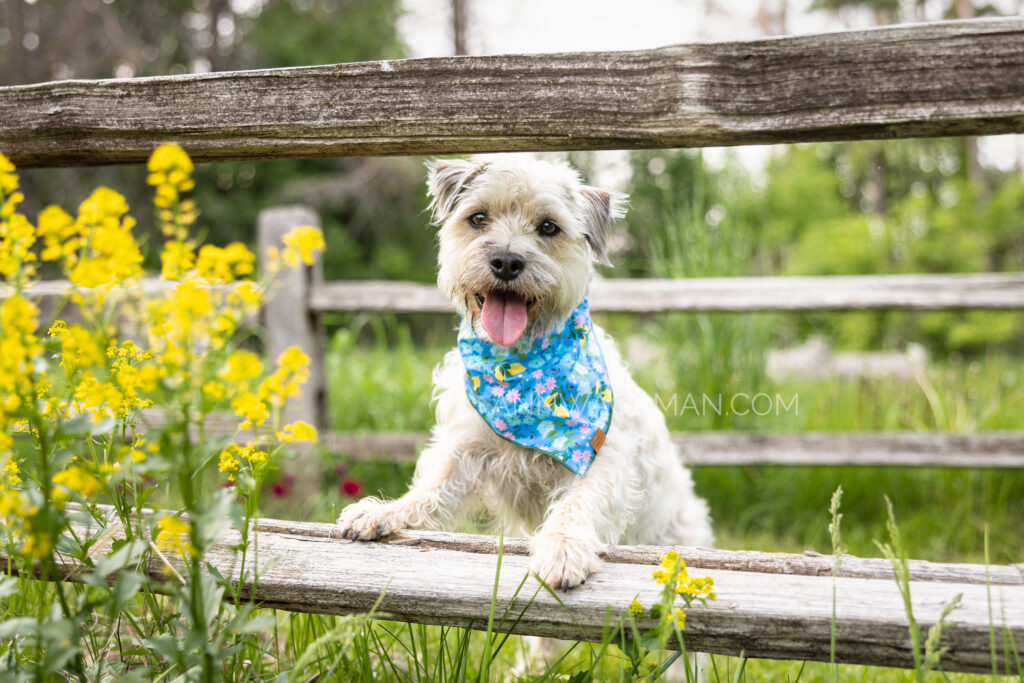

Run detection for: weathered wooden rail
[[1, 18, 1024, 167], [9, 272, 1024, 312], [4, 510, 1021, 674], [309, 274, 1024, 313]]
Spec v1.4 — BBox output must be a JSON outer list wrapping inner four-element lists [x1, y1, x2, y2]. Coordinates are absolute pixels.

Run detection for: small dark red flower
[[271, 482, 290, 497], [340, 478, 362, 498]]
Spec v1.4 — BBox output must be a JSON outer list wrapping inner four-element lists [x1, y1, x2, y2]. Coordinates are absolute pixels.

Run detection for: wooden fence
[[258, 211, 1024, 468], [2, 506, 1022, 674], [3, 16, 1024, 672]]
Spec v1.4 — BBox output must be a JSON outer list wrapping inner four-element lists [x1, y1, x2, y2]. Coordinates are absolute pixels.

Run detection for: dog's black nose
[[489, 252, 525, 281]]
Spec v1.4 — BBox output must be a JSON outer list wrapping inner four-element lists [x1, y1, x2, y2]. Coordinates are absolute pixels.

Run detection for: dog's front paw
[[529, 531, 602, 591], [336, 499, 403, 541]]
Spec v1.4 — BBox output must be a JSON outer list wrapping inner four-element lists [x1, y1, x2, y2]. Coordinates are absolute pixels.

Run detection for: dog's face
[[427, 157, 625, 346]]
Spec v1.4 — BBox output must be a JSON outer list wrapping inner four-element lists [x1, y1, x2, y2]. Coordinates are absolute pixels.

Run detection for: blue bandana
[[458, 299, 613, 475]]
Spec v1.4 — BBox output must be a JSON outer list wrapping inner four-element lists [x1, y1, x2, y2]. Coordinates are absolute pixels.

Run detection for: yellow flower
[[220, 350, 263, 383], [277, 347, 310, 372], [69, 187, 143, 288], [203, 380, 227, 401], [0, 296, 42, 406], [155, 514, 194, 556], [161, 240, 195, 280], [148, 144, 194, 179], [195, 242, 255, 282], [2, 458, 21, 487], [218, 447, 240, 477], [0, 211, 36, 282], [231, 392, 269, 429], [276, 420, 318, 443], [52, 465, 101, 502], [37, 205, 76, 262], [22, 531, 54, 560], [0, 152, 18, 194], [147, 144, 195, 239], [230, 281, 263, 309], [672, 608, 687, 630], [51, 322, 105, 371], [628, 599, 644, 615], [660, 549, 680, 570], [280, 225, 325, 267]]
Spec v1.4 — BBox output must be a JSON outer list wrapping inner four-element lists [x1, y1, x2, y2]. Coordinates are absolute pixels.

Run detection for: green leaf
[[0, 617, 36, 639], [0, 576, 19, 600]]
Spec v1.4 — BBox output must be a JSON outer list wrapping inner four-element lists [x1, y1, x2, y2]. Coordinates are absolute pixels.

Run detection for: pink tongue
[[481, 291, 528, 346]]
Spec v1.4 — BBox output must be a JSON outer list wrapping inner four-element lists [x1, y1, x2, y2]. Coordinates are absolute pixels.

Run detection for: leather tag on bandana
[[590, 428, 607, 453]]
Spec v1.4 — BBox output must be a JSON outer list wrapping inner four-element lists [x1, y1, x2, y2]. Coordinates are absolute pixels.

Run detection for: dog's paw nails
[[337, 499, 402, 542], [529, 531, 600, 591]]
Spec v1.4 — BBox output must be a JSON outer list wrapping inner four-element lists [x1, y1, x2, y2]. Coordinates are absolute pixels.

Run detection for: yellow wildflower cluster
[[0, 459, 24, 523], [0, 295, 43, 423], [161, 240, 195, 281], [0, 156, 35, 283], [220, 350, 263, 383], [0, 144, 326, 571], [155, 514, 195, 557], [260, 347, 311, 408], [230, 346, 310, 430], [48, 320, 105, 372], [0, 458, 50, 560], [52, 464, 102, 503], [66, 342, 157, 422], [265, 225, 325, 273], [652, 550, 716, 601], [217, 443, 269, 481], [645, 549, 716, 633], [148, 143, 196, 240], [67, 188, 144, 289], [276, 420, 318, 444], [196, 243, 255, 283]]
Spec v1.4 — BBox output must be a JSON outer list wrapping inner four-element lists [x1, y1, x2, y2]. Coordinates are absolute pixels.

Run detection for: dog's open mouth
[[474, 291, 536, 346]]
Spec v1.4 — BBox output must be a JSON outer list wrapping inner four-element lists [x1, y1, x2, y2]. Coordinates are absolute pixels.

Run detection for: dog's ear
[[578, 186, 626, 267], [425, 159, 488, 225]]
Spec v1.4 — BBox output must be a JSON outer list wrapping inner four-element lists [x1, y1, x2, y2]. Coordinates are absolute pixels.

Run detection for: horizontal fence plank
[[3, 18, 1024, 167], [137, 411, 1024, 468], [309, 273, 1024, 313], [12, 274, 1024, 313], [319, 430, 1024, 468], [136, 411, 1024, 469], [130, 415, 1024, 467], [4, 509, 1022, 673]]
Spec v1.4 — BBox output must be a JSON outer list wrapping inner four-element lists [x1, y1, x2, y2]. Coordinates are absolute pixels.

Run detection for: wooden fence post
[[258, 206, 327, 432]]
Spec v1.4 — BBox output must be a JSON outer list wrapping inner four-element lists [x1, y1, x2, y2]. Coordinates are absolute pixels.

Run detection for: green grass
[[301, 315, 1024, 681]]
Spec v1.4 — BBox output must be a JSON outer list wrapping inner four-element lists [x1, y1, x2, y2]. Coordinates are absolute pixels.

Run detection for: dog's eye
[[538, 219, 560, 237], [468, 212, 487, 228]]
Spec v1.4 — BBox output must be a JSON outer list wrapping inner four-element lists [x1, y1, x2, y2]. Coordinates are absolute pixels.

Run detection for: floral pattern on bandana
[[458, 299, 613, 475]]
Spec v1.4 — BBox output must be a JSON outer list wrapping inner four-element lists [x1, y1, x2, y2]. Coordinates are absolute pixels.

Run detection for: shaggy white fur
[[337, 155, 713, 591]]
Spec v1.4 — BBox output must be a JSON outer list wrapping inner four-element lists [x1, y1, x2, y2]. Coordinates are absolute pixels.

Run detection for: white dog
[[337, 156, 712, 590]]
